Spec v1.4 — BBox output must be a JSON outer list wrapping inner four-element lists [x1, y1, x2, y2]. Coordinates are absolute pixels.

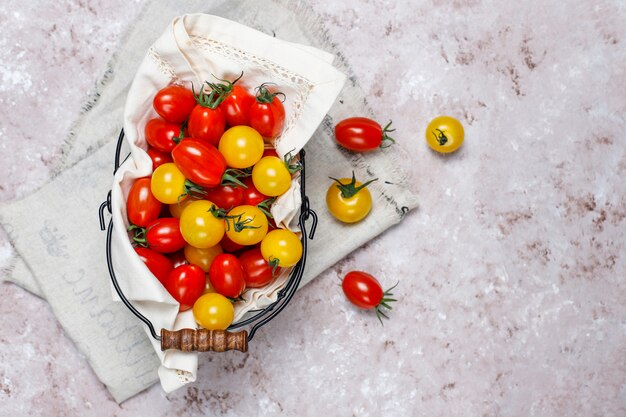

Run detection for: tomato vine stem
[[380, 120, 396, 148], [432, 128, 449, 146], [375, 281, 399, 325], [255, 83, 286, 104], [329, 171, 378, 199]]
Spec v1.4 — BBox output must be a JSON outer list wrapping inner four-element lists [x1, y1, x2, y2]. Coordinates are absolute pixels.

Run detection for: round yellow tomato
[[326, 173, 376, 223], [425, 115, 464, 153], [192, 293, 234, 330], [225, 205, 268, 245], [151, 163, 188, 204], [184, 244, 223, 272], [179, 200, 225, 248], [218, 126, 264, 169], [251, 156, 292, 197], [169, 196, 201, 218], [260, 229, 302, 268]]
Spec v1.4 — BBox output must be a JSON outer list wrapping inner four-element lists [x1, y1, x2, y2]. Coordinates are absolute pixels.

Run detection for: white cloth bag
[[108, 14, 346, 393]]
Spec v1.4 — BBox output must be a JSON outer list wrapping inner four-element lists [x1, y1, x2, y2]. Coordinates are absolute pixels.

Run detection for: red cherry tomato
[[144, 218, 186, 253], [334, 117, 395, 152], [134, 247, 174, 286], [168, 250, 188, 268], [221, 85, 255, 127], [342, 271, 398, 323], [209, 254, 246, 298], [126, 177, 162, 227], [147, 147, 173, 170], [188, 100, 226, 146], [165, 264, 206, 311], [249, 84, 285, 139], [241, 176, 268, 206], [171, 139, 227, 188], [153, 85, 196, 124], [203, 185, 244, 210], [239, 248, 279, 288], [145, 118, 181, 153], [262, 148, 279, 158], [220, 233, 244, 253]]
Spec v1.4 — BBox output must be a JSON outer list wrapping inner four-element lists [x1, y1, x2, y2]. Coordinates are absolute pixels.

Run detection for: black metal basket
[[98, 130, 317, 352]]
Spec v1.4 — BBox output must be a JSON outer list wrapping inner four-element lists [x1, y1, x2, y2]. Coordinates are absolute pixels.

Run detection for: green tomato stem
[[329, 171, 378, 199]]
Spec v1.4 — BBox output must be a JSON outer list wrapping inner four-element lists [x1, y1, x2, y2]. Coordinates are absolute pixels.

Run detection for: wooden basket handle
[[161, 328, 248, 352]]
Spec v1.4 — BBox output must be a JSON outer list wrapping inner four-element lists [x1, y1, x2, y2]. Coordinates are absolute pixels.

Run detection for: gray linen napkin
[[0, 0, 417, 402]]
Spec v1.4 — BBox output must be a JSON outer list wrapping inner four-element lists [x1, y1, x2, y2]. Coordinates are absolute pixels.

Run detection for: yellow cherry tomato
[[192, 293, 234, 330], [169, 196, 201, 218], [425, 115, 464, 153], [251, 156, 292, 197], [179, 200, 225, 248], [260, 229, 302, 268], [225, 205, 268, 245], [218, 126, 265, 169], [184, 244, 223, 272], [326, 173, 376, 223], [151, 163, 188, 204]]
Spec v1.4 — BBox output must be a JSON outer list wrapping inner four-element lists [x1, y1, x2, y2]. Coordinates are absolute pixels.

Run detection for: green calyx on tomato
[[283, 151, 302, 174], [180, 179, 207, 201], [432, 128, 449, 146], [266, 257, 281, 276], [128, 224, 148, 247], [221, 168, 250, 188], [227, 213, 261, 233], [255, 83, 286, 104], [329, 171, 378, 199], [207, 205, 260, 233], [380, 120, 396, 148], [192, 82, 226, 109], [205, 71, 244, 96], [256, 197, 276, 219], [374, 282, 399, 324]]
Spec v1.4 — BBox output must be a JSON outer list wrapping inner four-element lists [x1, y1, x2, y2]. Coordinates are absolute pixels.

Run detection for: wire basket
[[98, 130, 317, 353]]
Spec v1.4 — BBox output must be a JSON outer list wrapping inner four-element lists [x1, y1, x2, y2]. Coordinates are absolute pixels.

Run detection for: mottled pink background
[[1, 0, 625, 416]]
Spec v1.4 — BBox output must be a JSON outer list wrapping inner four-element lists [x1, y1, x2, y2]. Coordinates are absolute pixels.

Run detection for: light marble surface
[[1, 0, 625, 416]]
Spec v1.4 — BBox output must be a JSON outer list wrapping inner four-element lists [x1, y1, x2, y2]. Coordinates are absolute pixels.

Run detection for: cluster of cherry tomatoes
[[126, 75, 304, 331]]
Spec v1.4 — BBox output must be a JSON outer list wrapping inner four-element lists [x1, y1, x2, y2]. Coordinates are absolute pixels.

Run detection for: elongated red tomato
[[165, 264, 206, 311], [209, 254, 246, 298], [204, 185, 244, 209], [241, 176, 268, 206], [127, 178, 162, 227], [249, 84, 285, 139], [188, 88, 226, 146], [239, 248, 279, 288], [153, 85, 196, 124], [334, 117, 395, 152], [342, 271, 383, 309], [222, 85, 255, 127], [145, 118, 181, 152], [134, 247, 173, 285], [144, 218, 186, 253], [147, 147, 173, 170], [171, 139, 227, 188], [342, 271, 398, 323]]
